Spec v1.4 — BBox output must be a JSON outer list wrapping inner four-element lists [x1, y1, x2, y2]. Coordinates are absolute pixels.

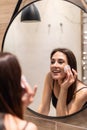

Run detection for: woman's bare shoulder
[[18, 118, 38, 130], [77, 80, 87, 91], [26, 122, 37, 130], [76, 81, 87, 100], [4, 114, 37, 130]]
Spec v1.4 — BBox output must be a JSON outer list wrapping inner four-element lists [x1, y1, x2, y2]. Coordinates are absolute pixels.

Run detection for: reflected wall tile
[[24, 114, 56, 130], [56, 122, 87, 130], [24, 114, 87, 130]]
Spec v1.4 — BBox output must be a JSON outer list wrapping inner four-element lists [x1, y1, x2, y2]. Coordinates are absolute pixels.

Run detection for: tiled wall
[[24, 108, 87, 130], [24, 115, 86, 130]]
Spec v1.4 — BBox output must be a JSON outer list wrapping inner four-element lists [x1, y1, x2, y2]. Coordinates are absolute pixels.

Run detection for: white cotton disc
[[64, 65, 71, 73]]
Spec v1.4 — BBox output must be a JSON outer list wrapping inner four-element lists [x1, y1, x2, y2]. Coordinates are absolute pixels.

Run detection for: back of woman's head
[[50, 48, 77, 71], [0, 52, 23, 119]]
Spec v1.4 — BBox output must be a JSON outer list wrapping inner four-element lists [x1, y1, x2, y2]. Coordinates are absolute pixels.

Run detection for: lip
[[52, 70, 61, 74]]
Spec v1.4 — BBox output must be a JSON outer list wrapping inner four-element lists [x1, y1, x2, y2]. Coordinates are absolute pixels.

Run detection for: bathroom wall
[[0, 0, 18, 48], [0, 0, 34, 49]]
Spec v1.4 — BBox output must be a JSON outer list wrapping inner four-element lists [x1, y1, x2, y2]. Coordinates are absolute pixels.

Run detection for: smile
[[52, 70, 61, 73]]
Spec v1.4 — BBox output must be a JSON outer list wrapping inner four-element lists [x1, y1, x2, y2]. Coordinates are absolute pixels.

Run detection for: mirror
[[2, 0, 87, 117]]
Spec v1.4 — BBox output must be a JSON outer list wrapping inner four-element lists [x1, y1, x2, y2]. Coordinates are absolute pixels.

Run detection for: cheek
[[50, 65, 52, 70], [60, 67, 66, 77], [61, 71, 67, 79], [62, 64, 68, 72], [63, 72, 66, 77]]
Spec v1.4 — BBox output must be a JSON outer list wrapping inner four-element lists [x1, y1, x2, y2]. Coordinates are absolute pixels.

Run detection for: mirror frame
[[27, 105, 87, 119], [63, 0, 87, 13], [1, 0, 87, 121]]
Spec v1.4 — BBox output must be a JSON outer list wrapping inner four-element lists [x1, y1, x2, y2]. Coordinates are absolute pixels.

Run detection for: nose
[[53, 61, 59, 67]]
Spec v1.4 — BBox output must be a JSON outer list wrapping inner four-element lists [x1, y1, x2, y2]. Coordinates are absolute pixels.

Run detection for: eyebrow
[[51, 58, 65, 60]]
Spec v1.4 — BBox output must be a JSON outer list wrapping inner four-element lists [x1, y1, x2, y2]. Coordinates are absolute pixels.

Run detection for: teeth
[[53, 70, 60, 73]]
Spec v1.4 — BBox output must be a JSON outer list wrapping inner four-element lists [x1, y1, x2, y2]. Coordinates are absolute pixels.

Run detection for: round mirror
[[2, 0, 87, 117]]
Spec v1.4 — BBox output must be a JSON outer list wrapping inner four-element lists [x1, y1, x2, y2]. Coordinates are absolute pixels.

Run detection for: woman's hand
[[59, 66, 77, 90], [21, 75, 37, 106]]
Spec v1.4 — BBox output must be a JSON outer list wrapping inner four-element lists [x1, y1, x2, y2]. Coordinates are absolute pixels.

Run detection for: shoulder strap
[[22, 122, 28, 130], [74, 87, 87, 96]]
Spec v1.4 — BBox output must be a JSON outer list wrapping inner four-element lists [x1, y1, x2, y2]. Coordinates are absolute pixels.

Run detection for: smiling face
[[50, 51, 68, 80]]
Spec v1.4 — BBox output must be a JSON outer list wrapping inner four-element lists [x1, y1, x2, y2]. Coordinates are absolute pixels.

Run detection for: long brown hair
[[0, 52, 23, 119], [50, 48, 77, 104]]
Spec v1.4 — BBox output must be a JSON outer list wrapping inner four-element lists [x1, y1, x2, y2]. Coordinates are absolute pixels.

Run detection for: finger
[[65, 65, 72, 77], [72, 69, 78, 79], [72, 68, 77, 75], [21, 75, 33, 93], [64, 69, 74, 86], [21, 75, 38, 97], [27, 85, 38, 98], [33, 85, 38, 95], [21, 75, 29, 89], [67, 67, 77, 81], [66, 69, 72, 81]]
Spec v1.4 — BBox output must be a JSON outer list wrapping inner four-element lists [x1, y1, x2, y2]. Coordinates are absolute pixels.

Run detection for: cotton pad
[[64, 65, 71, 73]]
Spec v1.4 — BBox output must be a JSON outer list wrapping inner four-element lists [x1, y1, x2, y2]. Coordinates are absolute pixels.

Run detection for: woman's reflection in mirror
[[38, 48, 87, 116], [0, 52, 38, 130]]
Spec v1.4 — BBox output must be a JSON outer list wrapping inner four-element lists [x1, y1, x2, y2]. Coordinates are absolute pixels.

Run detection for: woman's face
[[50, 51, 68, 80]]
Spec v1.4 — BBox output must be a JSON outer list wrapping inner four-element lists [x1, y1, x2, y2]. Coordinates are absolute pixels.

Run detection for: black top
[[52, 90, 57, 108], [51, 87, 87, 108]]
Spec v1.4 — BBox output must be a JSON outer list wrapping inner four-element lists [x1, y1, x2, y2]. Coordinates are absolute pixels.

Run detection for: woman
[[0, 52, 38, 130], [38, 48, 87, 116]]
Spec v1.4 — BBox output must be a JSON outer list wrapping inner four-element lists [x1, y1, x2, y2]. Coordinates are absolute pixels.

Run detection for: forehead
[[52, 51, 68, 60]]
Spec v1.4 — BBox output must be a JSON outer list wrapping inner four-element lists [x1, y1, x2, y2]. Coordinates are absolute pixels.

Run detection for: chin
[[52, 74, 66, 80], [52, 75, 62, 80]]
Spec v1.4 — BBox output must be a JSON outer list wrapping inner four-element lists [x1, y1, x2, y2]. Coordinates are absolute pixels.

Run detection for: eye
[[51, 59, 55, 64], [58, 59, 64, 64]]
